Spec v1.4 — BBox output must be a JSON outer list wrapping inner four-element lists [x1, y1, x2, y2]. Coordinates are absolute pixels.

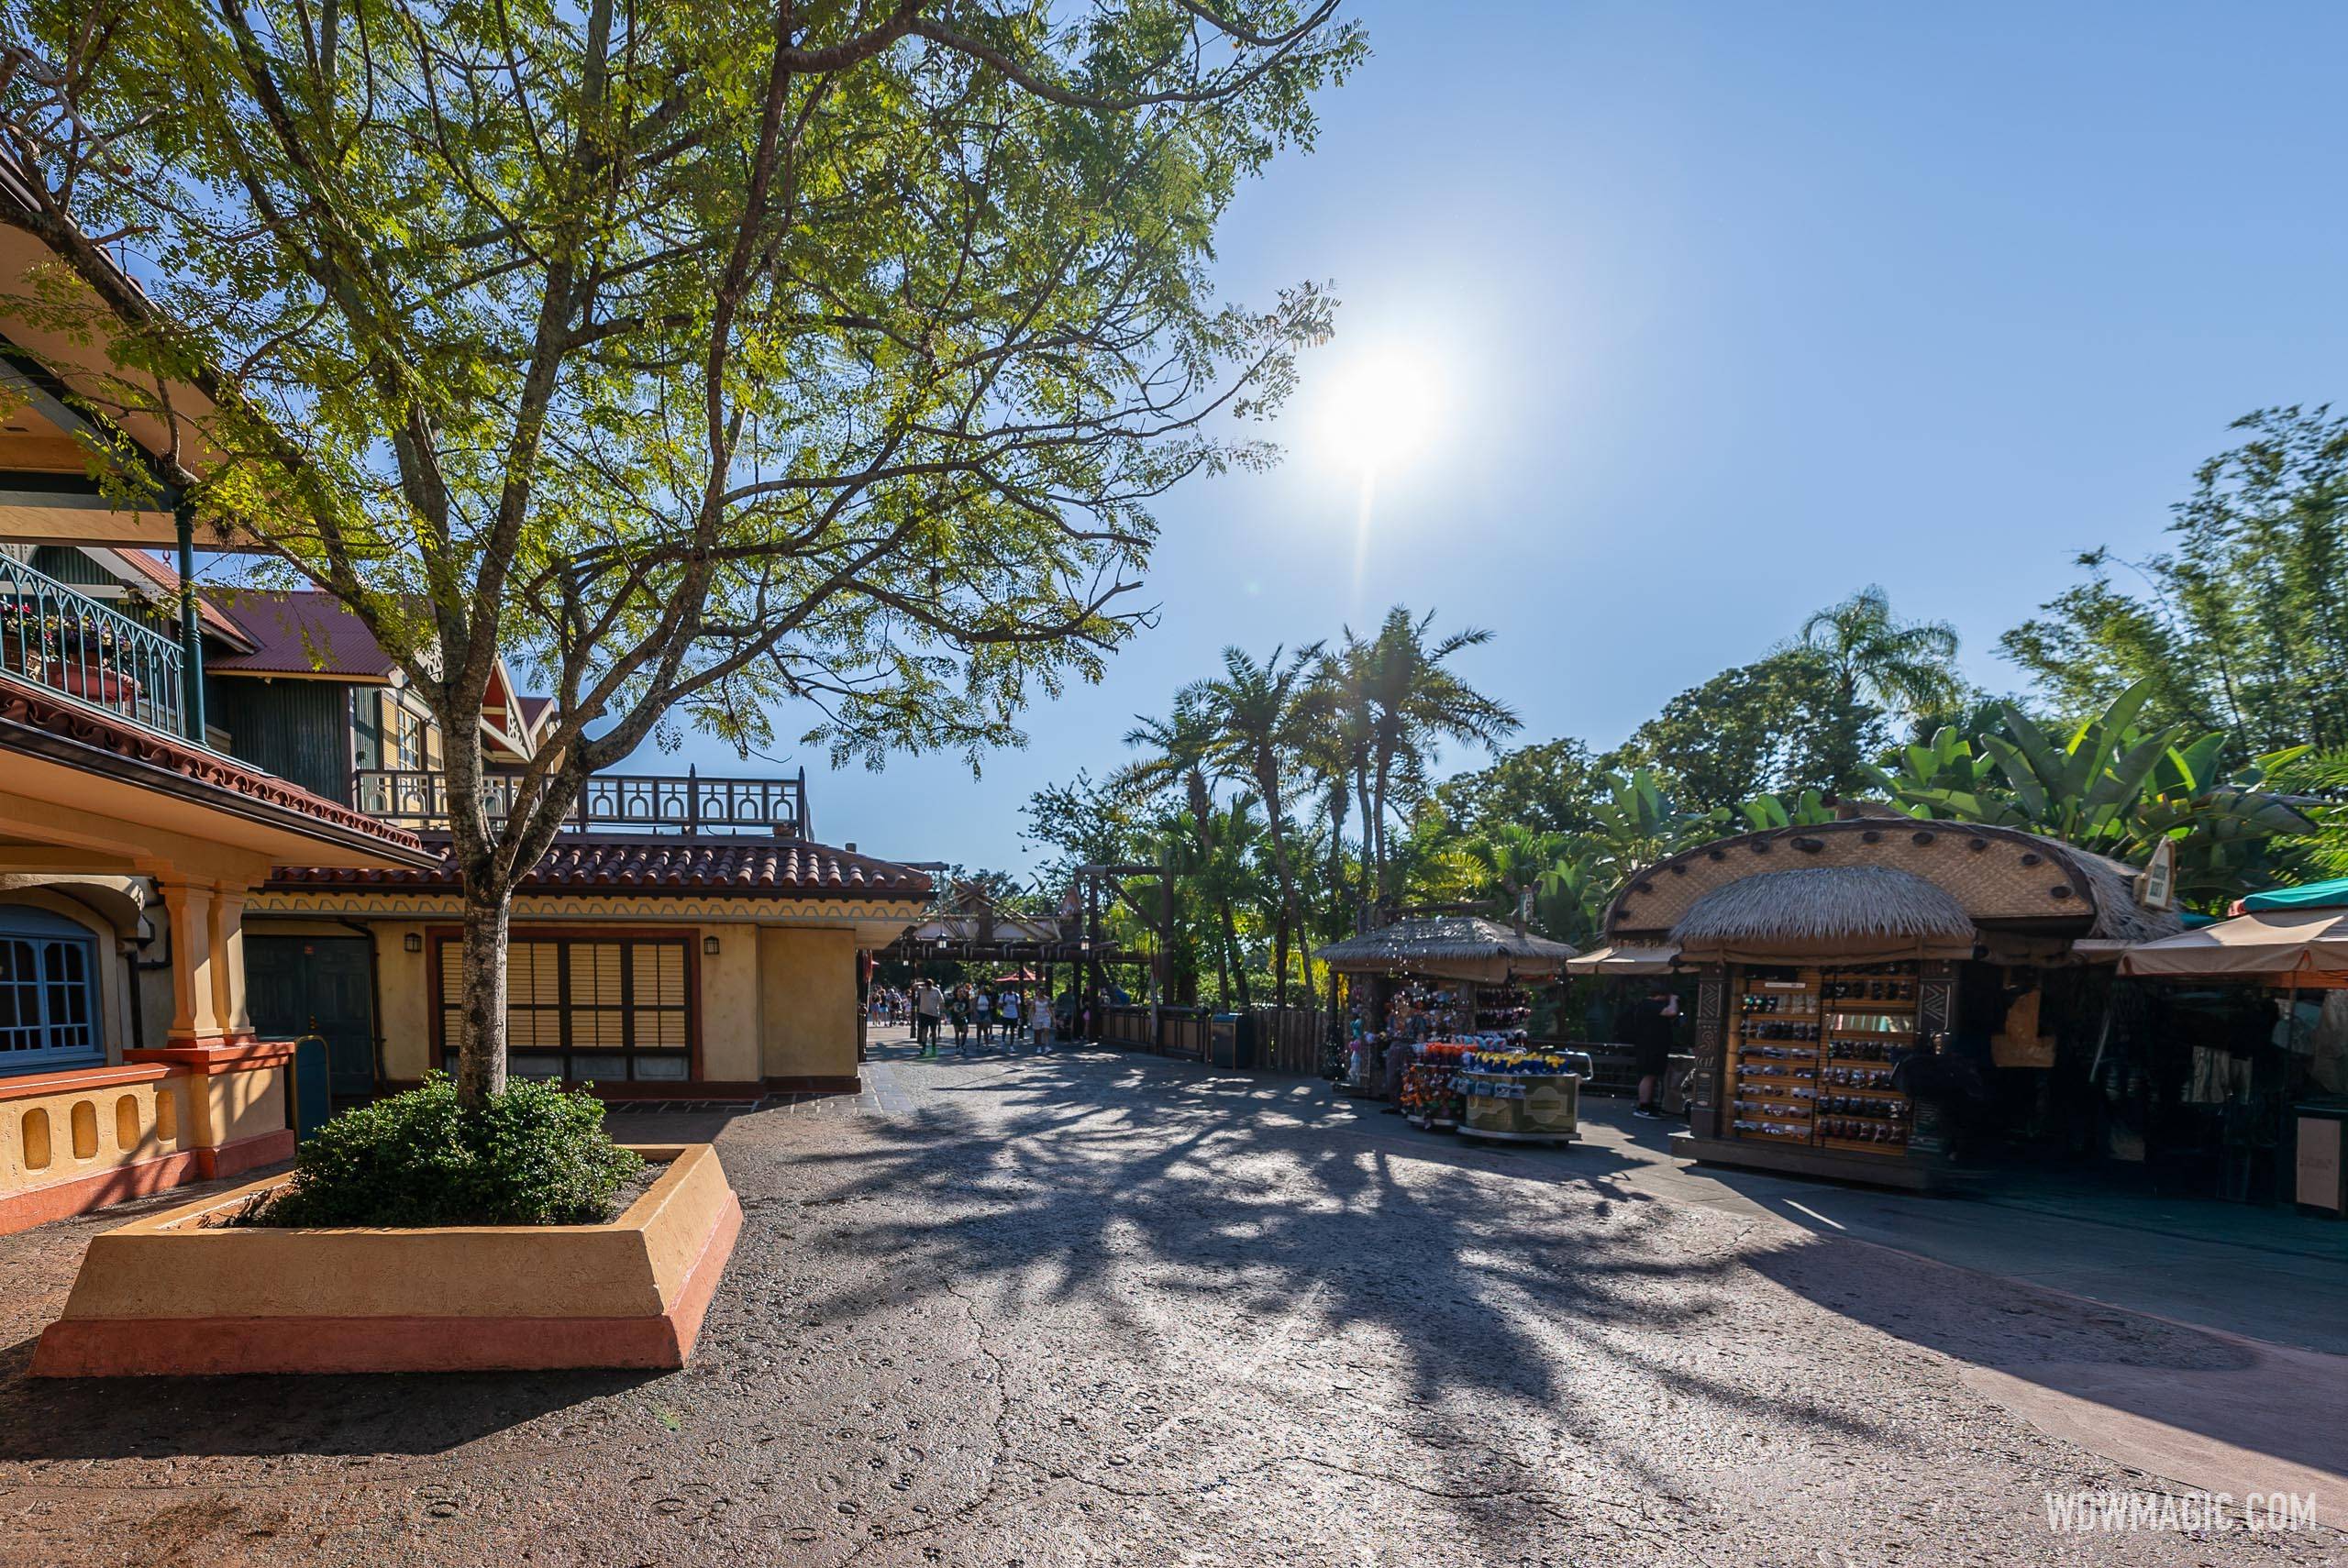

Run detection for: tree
[[2001, 406, 2348, 751], [1432, 736, 1604, 838], [1191, 642, 1322, 1008], [1335, 606, 1520, 905], [3, 2, 1362, 1105], [1796, 585, 1962, 784], [1606, 649, 1864, 810]]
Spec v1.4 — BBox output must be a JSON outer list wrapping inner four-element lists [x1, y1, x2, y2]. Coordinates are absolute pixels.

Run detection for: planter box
[[30, 1143, 741, 1376]]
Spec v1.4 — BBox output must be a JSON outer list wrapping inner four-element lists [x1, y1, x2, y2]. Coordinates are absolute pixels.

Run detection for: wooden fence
[[1248, 1006, 1326, 1074], [1091, 1004, 1324, 1072]]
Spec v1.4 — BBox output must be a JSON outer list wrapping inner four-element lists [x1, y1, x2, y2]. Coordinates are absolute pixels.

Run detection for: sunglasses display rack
[[1727, 967, 1916, 1156]]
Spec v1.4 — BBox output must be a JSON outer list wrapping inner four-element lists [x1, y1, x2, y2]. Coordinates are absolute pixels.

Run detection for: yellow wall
[[759, 925, 860, 1081], [698, 925, 760, 1082], [0, 1072, 194, 1199], [276, 915, 854, 1087], [372, 921, 433, 1081]]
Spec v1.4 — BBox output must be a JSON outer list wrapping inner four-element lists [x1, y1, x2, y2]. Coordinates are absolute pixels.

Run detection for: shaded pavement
[[0, 1034, 2336, 1566]]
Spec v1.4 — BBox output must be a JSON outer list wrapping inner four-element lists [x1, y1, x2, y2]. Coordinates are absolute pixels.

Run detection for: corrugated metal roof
[[205, 590, 396, 680]]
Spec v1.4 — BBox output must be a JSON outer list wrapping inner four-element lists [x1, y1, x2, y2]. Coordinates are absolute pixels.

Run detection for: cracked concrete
[[0, 1038, 2338, 1566]]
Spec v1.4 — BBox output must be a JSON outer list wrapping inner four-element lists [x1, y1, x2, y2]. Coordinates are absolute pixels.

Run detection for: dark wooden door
[[247, 935, 377, 1098]]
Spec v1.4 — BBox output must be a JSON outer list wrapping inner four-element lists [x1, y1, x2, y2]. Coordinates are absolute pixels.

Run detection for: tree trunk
[[455, 878, 512, 1106], [1259, 764, 1297, 1011], [1220, 896, 1250, 1010]]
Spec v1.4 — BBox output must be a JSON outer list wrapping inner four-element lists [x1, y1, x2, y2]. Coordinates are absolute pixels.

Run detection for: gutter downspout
[[334, 918, 389, 1096]]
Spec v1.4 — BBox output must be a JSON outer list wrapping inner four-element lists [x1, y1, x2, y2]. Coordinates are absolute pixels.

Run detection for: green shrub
[[252, 1073, 645, 1228]]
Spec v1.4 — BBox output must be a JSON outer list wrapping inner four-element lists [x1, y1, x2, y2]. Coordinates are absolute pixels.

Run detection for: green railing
[[0, 554, 189, 737]]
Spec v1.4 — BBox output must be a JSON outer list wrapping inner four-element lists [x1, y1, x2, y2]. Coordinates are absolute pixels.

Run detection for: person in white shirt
[[974, 987, 993, 1043], [915, 980, 945, 1056], [998, 988, 1022, 1052]]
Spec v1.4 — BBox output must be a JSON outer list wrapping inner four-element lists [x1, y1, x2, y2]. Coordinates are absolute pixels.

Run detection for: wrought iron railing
[[0, 554, 188, 737], [353, 766, 808, 836]]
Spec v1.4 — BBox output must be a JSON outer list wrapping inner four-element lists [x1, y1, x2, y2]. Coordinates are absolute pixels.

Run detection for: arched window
[[0, 906, 104, 1075]]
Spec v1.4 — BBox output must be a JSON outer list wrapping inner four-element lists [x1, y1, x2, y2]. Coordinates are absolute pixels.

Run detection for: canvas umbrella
[[2117, 907, 2348, 979]]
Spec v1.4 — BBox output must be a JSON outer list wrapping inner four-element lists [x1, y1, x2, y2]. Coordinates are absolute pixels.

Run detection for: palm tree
[[1462, 823, 1568, 932], [1800, 585, 1963, 727], [1116, 695, 1222, 829], [1350, 606, 1521, 907], [1306, 637, 1377, 931], [1191, 643, 1323, 1009]]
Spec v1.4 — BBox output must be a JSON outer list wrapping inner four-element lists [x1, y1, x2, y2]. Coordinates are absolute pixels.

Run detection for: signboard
[[2137, 837, 2176, 912], [2298, 1115, 2344, 1214]]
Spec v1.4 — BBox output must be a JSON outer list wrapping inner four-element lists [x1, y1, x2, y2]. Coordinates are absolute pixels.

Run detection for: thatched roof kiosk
[[1604, 815, 2185, 1193], [1315, 915, 1578, 984], [1604, 819, 2181, 964]]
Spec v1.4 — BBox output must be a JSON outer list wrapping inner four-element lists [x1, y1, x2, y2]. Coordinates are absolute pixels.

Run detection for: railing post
[[172, 499, 206, 744], [686, 763, 699, 836]]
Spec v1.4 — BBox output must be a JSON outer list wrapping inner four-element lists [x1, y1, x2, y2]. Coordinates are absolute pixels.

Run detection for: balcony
[[353, 767, 810, 838], [0, 554, 191, 738]]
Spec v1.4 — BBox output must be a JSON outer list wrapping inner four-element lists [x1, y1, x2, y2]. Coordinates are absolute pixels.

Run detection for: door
[[247, 935, 378, 1099]]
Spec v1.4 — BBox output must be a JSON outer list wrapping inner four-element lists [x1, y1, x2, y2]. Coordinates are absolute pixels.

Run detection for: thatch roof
[[1315, 915, 1578, 980], [1604, 819, 2187, 955], [1670, 866, 1977, 963]]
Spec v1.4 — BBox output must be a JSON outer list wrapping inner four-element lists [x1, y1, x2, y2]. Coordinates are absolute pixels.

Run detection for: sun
[[1314, 347, 1445, 476]]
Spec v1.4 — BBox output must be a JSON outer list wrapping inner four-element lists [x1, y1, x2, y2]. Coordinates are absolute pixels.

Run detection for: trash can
[[1209, 1011, 1257, 1070], [2295, 1101, 2348, 1216]]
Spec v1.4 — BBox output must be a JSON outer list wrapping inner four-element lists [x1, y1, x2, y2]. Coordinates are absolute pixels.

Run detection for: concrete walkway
[[1573, 1100, 2348, 1355], [1409, 1087, 2348, 1517], [0, 1040, 2338, 1565]]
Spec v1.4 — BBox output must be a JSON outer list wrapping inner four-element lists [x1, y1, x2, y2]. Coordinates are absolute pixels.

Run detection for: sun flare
[[1315, 347, 1445, 476]]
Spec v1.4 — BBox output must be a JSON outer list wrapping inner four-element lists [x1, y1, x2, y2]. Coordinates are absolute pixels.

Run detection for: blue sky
[[668, 1, 2348, 876]]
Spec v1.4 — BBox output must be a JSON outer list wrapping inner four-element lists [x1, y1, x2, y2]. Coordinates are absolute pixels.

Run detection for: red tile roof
[[268, 835, 933, 898], [0, 670, 434, 862], [205, 590, 396, 679]]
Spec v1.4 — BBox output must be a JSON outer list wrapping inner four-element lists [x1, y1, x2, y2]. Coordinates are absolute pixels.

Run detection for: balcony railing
[[0, 555, 189, 738], [353, 766, 808, 837]]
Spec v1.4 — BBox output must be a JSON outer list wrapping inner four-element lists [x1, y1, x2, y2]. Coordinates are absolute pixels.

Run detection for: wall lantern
[[703, 934, 722, 956], [404, 933, 424, 954]]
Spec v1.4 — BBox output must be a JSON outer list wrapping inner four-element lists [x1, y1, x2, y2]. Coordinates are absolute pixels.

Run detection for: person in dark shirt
[[1627, 985, 1679, 1119]]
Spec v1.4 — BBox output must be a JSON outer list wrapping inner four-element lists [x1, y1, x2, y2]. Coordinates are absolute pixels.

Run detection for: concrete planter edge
[[30, 1143, 743, 1376]]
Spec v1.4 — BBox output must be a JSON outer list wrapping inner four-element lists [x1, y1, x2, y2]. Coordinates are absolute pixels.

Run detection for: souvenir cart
[[1314, 916, 1577, 1101]]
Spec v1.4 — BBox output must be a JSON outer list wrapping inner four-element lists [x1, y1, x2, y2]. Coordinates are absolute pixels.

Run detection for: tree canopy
[[0, 0, 1362, 1098]]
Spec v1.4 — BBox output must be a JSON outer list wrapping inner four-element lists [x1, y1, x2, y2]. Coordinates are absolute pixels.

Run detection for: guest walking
[[915, 978, 945, 1057], [949, 984, 974, 1057]]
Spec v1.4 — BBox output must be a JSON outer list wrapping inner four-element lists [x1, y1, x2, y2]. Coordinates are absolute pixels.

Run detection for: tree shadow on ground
[[786, 1050, 1936, 1496]]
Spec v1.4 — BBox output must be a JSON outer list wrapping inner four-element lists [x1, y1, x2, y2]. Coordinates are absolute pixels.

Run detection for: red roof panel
[[269, 834, 933, 899]]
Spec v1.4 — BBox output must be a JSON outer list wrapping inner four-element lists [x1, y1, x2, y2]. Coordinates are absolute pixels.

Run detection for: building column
[[207, 884, 252, 1044], [158, 881, 222, 1046]]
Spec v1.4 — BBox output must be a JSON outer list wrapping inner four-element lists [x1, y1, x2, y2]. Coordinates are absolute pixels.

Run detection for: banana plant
[[1730, 789, 1841, 832], [1863, 679, 2317, 903], [1588, 767, 1715, 876]]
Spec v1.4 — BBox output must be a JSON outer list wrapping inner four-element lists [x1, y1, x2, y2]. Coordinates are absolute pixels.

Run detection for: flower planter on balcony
[[29, 1143, 742, 1376], [57, 664, 139, 707]]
